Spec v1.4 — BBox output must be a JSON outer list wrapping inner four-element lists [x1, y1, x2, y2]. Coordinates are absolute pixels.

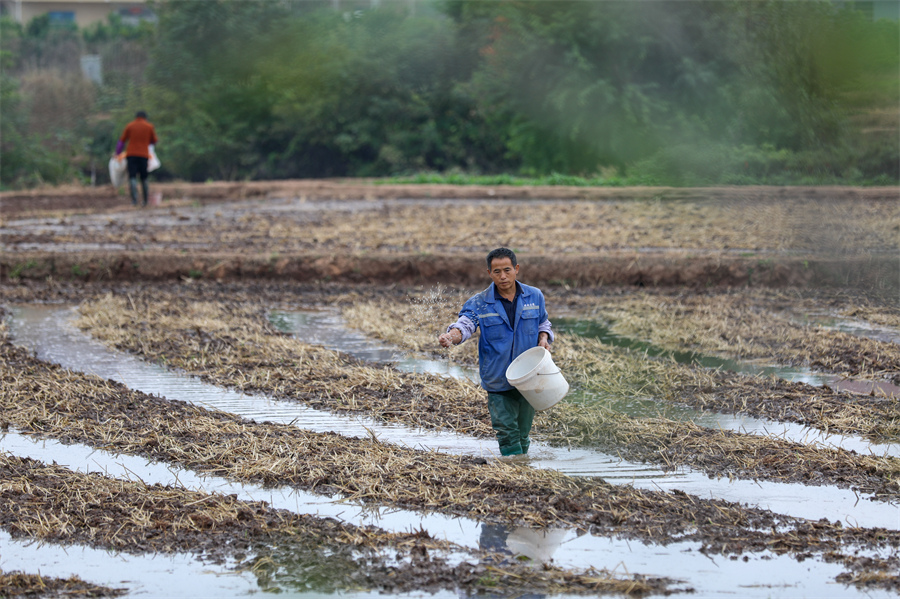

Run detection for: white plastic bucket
[[505, 346, 568, 411]]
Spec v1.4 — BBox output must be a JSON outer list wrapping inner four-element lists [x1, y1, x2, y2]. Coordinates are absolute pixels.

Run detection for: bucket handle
[[536, 370, 562, 376]]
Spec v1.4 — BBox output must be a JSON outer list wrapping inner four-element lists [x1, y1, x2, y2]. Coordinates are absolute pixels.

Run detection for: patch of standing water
[[558, 317, 900, 397], [558, 317, 834, 385], [268, 310, 479, 383], [0, 524, 462, 599], [2, 433, 897, 599], [0, 530, 263, 598], [264, 309, 900, 522], [556, 318, 899, 454], [271, 310, 899, 459], [784, 309, 900, 346], [6, 306, 899, 522]]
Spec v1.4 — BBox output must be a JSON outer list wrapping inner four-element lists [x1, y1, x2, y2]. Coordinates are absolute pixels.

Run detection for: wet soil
[[2, 181, 898, 290]]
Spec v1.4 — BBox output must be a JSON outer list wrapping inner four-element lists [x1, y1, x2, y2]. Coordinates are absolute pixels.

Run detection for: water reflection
[[557, 317, 839, 386], [785, 310, 900, 346], [480, 523, 569, 564], [6, 304, 671, 481], [269, 310, 479, 383]]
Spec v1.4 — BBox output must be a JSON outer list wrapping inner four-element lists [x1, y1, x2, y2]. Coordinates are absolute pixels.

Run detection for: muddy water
[[4, 305, 900, 598], [272, 310, 900, 459]]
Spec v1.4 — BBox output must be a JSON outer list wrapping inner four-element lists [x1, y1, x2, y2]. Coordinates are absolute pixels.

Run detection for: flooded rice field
[[2, 281, 899, 598], [7, 304, 898, 527], [1, 185, 899, 597]]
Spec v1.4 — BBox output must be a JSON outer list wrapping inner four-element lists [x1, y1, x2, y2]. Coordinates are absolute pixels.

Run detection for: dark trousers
[[487, 389, 535, 456], [126, 156, 149, 205]]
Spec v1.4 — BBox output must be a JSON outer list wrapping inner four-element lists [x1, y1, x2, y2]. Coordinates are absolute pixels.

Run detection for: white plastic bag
[[148, 144, 161, 172], [108, 155, 127, 188]]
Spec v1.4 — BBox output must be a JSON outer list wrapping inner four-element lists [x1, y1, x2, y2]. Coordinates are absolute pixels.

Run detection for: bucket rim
[[505, 346, 551, 386]]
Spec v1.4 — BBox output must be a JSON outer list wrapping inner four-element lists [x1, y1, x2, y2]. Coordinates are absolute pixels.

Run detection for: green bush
[[1, 2, 897, 188]]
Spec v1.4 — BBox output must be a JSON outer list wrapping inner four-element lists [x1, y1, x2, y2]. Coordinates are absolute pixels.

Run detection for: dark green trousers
[[487, 389, 535, 456]]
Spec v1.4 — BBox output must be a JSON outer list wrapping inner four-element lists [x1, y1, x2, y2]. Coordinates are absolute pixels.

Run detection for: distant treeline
[[1, 0, 897, 188]]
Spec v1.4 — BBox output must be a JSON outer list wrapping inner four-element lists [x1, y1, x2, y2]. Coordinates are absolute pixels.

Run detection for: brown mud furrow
[[4, 250, 897, 291], [3, 182, 898, 290]]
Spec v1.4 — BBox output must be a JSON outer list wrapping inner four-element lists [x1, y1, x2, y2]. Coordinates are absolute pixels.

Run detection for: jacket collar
[[492, 281, 523, 303]]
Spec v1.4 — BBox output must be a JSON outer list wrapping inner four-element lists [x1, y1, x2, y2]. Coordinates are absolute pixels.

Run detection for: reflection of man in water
[[465, 523, 544, 599], [116, 110, 158, 207], [479, 522, 511, 555]]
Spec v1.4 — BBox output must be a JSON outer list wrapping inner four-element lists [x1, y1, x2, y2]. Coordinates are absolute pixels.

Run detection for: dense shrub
[[1, 1, 897, 188]]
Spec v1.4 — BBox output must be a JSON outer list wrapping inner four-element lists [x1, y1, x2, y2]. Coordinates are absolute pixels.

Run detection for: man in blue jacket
[[439, 248, 554, 456]]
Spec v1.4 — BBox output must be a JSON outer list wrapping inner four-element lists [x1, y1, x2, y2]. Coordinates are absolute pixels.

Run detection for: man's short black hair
[[486, 247, 517, 269], [136, 110, 148, 119]]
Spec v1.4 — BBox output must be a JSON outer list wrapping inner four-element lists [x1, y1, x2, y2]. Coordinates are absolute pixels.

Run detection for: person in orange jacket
[[116, 110, 158, 207]]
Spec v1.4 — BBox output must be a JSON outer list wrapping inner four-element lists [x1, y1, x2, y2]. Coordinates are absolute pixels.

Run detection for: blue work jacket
[[456, 282, 552, 392]]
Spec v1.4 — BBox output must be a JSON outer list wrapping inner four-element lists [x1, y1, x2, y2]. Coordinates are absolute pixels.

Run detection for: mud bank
[[4, 249, 897, 289], [3, 180, 896, 216], [3, 181, 897, 290]]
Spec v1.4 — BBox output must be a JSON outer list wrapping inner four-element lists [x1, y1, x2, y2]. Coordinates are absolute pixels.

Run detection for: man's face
[[489, 257, 519, 294]]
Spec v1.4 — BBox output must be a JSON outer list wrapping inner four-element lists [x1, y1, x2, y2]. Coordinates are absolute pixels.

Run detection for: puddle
[[0, 530, 263, 598], [786, 310, 900, 346], [266, 310, 899, 528], [272, 310, 900, 459], [556, 317, 881, 388], [0, 430, 479, 547], [0, 527, 462, 599], [268, 311, 479, 383], [3, 431, 897, 599], [557, 316, 900, 397]]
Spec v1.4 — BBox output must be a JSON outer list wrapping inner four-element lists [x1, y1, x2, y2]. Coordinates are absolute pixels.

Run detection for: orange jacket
[[119, 117, 158, 158]]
